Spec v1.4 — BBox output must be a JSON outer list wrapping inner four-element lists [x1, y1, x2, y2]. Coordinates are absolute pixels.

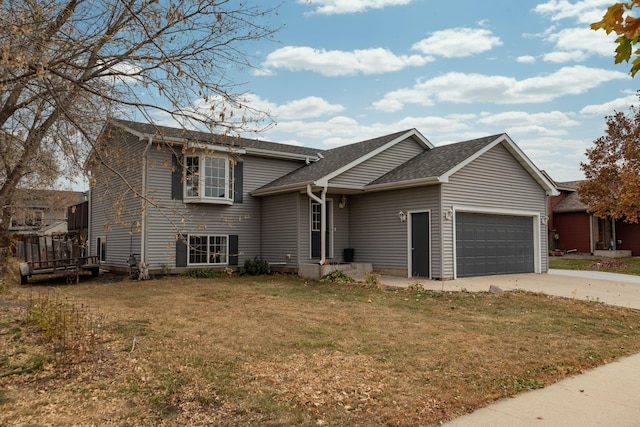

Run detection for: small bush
[[182, 268, 222, 279], [239, 257, 271, 276], [24, 294, 103, 362], [407, 282, 425, 294], [320, 270, 353, 284]]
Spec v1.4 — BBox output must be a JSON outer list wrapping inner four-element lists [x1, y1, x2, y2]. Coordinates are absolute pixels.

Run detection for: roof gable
[[252, 129, 432, 194]]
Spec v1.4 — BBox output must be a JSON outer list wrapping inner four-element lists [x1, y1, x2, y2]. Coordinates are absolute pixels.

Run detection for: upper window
[[184, 155, 234, 203]]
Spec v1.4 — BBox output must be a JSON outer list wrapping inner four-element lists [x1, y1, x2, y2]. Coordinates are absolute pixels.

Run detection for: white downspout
[[306, 184, 328, 265], [140, 137, 153, 263]]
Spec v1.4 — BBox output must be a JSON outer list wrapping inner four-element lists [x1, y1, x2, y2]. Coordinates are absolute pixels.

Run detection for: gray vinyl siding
[[329, 138, 425, 187], [441, 143, 548, 278], [261, 192, 299, 267], [88, 132, 145, 269], [143, 149, 304, 270], [349, 186, 440, 276], [332, 195, 350, 261]]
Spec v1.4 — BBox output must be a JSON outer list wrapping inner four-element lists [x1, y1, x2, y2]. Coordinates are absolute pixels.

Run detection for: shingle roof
[[370, 134, 501, 186], [553, 188, 588, 213], [111, 119, 322, 157], [254, 129, 412, 191]]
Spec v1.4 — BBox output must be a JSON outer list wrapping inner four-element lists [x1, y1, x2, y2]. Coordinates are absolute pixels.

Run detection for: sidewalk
[[378, 270, 640, 426]]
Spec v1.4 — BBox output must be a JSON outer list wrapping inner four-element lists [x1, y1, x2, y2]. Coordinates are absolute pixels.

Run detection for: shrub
[[181, 268, 222, 279], [24, 294, 103, 361], [239, 257, 271, 276], [320, 270, 353, 284]]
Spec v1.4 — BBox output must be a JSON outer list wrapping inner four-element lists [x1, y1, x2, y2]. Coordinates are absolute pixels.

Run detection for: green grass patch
[[550, 256, 640, 275]]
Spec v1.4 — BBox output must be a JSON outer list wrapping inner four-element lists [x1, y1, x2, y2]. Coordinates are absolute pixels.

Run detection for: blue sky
[[157, 0, 638, 183]]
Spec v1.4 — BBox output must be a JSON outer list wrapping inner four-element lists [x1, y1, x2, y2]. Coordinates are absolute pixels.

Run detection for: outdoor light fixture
[[398, 211, 407, 222], [339, 195, 347, 209]]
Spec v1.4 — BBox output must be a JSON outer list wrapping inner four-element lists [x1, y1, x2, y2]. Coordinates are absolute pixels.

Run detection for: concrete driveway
[[380, 269, 640, 310], [378, 269, 640, 426]]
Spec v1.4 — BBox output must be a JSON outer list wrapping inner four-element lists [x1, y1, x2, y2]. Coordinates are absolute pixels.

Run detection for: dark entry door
[[311, 201, 331, 258], [411, 212, 430, 277], [456, 212, 534, 277]]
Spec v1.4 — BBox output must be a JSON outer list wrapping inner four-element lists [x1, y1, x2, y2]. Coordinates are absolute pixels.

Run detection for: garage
[[456, 212, 534, 277]]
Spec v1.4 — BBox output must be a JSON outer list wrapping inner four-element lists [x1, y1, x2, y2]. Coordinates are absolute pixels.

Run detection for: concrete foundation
[[298, 262, 373, 280], [594, 249, 632, 258]]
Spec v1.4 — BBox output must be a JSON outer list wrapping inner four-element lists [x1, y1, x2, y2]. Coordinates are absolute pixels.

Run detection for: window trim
[[183, 154, 234, 204], [187, 234, 229, 266]]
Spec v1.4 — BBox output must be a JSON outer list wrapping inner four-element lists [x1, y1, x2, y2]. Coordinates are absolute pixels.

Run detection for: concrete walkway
[[377, 270, 640, 426]]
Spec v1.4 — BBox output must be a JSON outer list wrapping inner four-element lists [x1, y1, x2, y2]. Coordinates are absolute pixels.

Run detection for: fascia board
[[244, 147, 320, 162], [363, 176, 443, 192], [250, 182, 312, 197], [186, 141, 246, 154]]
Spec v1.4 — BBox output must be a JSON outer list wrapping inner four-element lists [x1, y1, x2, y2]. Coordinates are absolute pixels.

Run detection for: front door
[[311, 201, 332, 259], [411, 212, 430, 277]]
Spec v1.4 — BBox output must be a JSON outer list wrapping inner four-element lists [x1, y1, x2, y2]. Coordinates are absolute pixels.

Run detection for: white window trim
[[183, 154, 234, 205], [187, 234, 230, 266]]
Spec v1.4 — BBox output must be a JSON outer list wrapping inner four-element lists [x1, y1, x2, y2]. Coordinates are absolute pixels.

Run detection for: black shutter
[[176, 235, 187, 267], [233, 161, 243, 203], [229, 235, 238, 266], [172, 154, 183, 200]]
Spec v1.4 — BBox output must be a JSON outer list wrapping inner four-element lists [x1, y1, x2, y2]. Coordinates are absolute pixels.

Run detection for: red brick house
[[547, 177, 640, 256]]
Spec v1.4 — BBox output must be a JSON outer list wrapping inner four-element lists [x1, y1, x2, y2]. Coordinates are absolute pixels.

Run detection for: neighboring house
[[547, 179, 640, 256], [9, 189, 86, 235], [87, 119, 557, 280]]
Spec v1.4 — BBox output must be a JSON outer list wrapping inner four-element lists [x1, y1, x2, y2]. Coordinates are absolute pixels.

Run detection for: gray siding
[[261, 192, 299, 267], [88, 131, 145, 269], [143, 149, 304, 269], [329, 137, 425, 187], [441, 143, 548, 278], [349, 186, 440, 276]]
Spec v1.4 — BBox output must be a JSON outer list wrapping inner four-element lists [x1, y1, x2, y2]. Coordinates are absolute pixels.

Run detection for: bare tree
[[0, 0, 277, 265]]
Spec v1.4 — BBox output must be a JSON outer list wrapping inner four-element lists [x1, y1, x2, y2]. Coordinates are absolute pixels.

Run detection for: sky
[[156, 0, 639, 184]]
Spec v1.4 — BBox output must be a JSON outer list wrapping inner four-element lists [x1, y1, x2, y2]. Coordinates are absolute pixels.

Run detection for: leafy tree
[[0, 0, 277, 267], [592, 1, 640, 76], [578, 95, 640, 223]]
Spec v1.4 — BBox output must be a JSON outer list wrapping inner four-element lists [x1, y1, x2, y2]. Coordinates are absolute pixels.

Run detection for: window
[[311, 202, 321, 232], [184, 155, 234, 203], [188, 235, 228, 265], [97, 237, 106, 262]]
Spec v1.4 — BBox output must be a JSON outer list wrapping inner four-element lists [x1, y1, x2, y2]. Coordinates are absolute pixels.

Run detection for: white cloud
[[373, 65, 628, 111], [411, 28, 502, 58], [517, 55, 536, 64], [262, 46, 432, 76], [542, 50, 586, 63], [505, 125, 569, 137], [533, 0, 611, 24], [543, 27, 616, 62], [299, 0, 412, 15], [580, 93, 638, 115], [478, 111, 579, 127]]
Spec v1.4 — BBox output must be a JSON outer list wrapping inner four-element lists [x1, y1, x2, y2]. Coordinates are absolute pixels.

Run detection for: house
[[87, 119, 557, 280], [547, 178, 640, 257], [9, 189, 86, 235]]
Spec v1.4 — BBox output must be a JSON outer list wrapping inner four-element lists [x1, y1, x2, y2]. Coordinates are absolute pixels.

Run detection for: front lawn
[[2, 273, 640, 426]]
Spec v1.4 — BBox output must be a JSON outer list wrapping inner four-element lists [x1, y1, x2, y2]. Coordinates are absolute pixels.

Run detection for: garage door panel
[[456, 213, 534, 277]]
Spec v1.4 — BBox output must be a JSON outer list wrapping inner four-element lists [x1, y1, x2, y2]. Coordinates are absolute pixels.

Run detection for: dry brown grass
[[3, 272, 640, 426]]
